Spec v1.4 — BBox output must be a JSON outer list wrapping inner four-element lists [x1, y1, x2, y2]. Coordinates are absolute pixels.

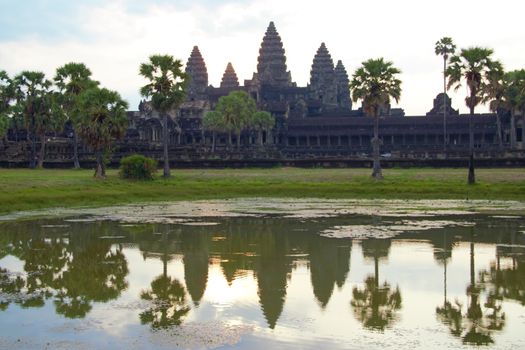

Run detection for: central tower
[[256, 21, 292, 87]]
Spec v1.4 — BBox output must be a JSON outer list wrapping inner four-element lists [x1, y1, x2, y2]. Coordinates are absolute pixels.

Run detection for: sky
[[1, 0, 524, 115]]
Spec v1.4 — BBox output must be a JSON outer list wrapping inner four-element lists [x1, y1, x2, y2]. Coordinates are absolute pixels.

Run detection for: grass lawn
[[1, 167, 525, 215]]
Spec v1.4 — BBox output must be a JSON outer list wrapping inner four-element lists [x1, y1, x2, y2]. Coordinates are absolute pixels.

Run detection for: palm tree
[[34, 92, 64, 168], [350, 58, 402, 180], [54, 63, 99, 169], [446, 47, 502, 184], [481, 65, 506, 149], [139, 55, 188, 177], [11, 71, 60, 169], [76, 87, 128, 178], [202, 110, 225, 153], [0, 71, 13, 139], [501, 70, 525, 149], [252, 111, 275, 146], [215, 90, 257, 150], [435, 37, 456, 151]]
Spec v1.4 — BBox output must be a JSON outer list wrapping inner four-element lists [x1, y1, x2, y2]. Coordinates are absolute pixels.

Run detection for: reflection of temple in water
[[309, 236, 351, 307], [0, 214, 524, 342], [182, 232, 210, 306]]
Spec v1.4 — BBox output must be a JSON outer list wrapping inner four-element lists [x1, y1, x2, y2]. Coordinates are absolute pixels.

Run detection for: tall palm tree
[[215, 90, 257, 150], [11, 71, 58, 169], [139, 55, 188, 177], [501, 70, 525, 149], [446, 47, 502, 184], [481, 65, 506, 149], [54, 63, 99, 169], [350, 58, 402, 180], [202, 110, 225, 153], [435, 37, 456, 151], [252, 111, 275, 146], [0, 71, 13, 139], [76, 87, 128, 178]]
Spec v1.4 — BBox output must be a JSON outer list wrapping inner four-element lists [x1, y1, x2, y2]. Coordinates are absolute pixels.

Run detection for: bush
[[119, 154, 157, 180]]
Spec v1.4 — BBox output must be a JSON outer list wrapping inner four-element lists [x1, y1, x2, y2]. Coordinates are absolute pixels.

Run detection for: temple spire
[[185, 46, 208, 99], [334, 60, 352, 110], [309, 43, 337, 108], [220, 62, 239, 89], [256, 21, 292, 87]]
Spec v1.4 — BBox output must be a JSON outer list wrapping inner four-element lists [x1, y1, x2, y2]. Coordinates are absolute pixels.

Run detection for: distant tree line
[[203, 90, 275, 152], [0, 64, 128, 178]]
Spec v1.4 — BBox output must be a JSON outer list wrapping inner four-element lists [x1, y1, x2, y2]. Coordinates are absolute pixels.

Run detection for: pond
[[0, 199, 524, 349]]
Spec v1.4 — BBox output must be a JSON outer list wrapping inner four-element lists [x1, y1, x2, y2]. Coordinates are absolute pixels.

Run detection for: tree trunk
[[237, 131, 241, 150], [470, 241, 475, 286], [374, 256, 379, 289], [101, 152, 107, 177], [468, 106, 475, 185], [211, 131, 216, 153], [229, 132, 233, 146], [259, 131, 264, 146], [522, 115, 525, 150], [163, 114, 170, 178], [496, 113, 503, 150], [469, 106, 474, 151], [37, 133, 46, 168], [443, 232, 448, 305], [29, 117, 36, 169], [510, 112, 516, 149], [72, 129, 80, 169], [371, 113, 383, 180], [443, 56, 447, 152], [95, 150, 104, 179]]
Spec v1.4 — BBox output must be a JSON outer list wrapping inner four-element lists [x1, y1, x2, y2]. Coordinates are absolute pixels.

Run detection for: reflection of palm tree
[[12, 236, 69, 309], [0, 221, 130, 318], [140, 275, 190, 329], [351, 239, 402, 331], [0, 268, 24, 311], [140, 226, 190, 329], [437, 236, 505, 345], [53, 242, 129, 318], [481, 234, 525, 306], [435, 231, 457, 333], [351, 276, 402, 331]]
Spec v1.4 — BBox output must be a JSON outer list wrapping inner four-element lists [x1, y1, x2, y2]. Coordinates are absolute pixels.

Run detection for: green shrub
[[119, 154, 157, 180]]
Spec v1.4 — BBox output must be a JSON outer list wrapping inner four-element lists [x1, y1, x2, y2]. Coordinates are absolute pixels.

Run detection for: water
[[0, 199, 524, 349]]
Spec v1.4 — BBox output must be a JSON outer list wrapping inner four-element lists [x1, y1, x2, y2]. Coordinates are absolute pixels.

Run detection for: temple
[[1, 21, 524, 167]]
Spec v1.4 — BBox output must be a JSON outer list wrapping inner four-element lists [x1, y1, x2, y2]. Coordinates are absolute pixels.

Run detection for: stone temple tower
[[185, 46, 208, 100], [220, 62, 239, 89], [256, 21, 292, 87], [334, 60, 352, 110], [309, 43, 337, 109]]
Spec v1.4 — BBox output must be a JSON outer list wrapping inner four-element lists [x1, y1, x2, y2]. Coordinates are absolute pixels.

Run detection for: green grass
[[1, 167, 525, 215]]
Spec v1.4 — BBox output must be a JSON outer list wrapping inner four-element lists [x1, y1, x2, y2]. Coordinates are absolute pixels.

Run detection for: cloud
[[1, 0, 524, 115]]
